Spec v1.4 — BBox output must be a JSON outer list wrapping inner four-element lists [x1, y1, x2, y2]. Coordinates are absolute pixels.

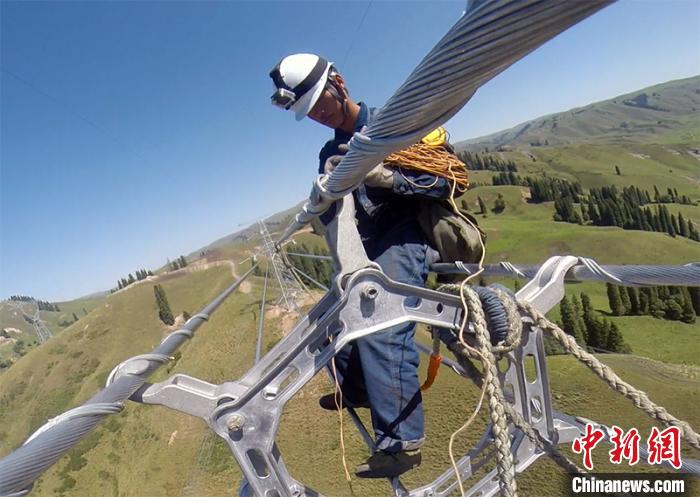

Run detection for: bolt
[[226, 414, 245, 432], [360, 284, 379, 301]]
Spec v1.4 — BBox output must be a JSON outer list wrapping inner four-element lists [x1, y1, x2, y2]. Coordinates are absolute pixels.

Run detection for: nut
[[360, 284, 379, 301], [226, 414, 245, 432]]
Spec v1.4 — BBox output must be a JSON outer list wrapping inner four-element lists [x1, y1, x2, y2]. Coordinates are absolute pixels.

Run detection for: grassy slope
[[1, 139, 699, 495], [40, 295, 107, 334], [0, 302, 38, 337], [456, 76, 700, 149], [0, 295, 107, 368], [459, 185, 699, 265], [0, 241, 697, 496]]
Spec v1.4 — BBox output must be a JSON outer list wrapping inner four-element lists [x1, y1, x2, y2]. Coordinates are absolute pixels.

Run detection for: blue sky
[[1, 0, 699, 301]]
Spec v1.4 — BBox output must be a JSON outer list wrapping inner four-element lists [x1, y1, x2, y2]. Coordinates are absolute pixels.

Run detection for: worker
[[270, 53, 453, 479]]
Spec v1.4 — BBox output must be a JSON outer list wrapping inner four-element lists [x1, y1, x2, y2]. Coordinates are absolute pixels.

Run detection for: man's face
[[308, 88, 345, 129]]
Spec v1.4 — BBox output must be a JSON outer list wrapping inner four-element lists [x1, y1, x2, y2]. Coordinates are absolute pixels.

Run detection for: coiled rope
[[385, 142, 470, 191], [439, 285, 522, 496]]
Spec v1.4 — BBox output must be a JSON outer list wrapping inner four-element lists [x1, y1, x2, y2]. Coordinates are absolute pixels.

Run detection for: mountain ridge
[[455, 75, 700, 151]]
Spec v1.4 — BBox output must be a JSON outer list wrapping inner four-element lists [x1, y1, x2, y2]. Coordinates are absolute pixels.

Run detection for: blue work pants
[[332, 218, 428, 453]]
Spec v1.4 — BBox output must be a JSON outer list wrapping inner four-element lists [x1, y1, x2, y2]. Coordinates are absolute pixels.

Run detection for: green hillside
[[1, 76, 699, 496], [457, 185, 699, 264], [457, 76, 700, 149], [1, 258, 697, 497], [0, 295, 106, 370], [1, 191, 697, 495]]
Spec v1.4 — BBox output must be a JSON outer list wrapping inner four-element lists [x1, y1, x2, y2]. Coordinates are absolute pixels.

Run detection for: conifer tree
[[688, 287, 700, 315], [678, 212, 689, 238], [649, 294, 666, 319], [638, 288, 650, 315], [662, 206, 676, 236], [680, 288, 696, 324], [618, 285, 631, 315], [664, 294, 684, 321], [671, 214, 680, 237], [580, 203, 589, 223], [559, 296, 585, 344], [571, 294, 588, 343], [587, 199, 600, 225], [596, 319, 610, 350], [154, 284, 175, 325], [580, 292, 598, 345], [606, 283, 625, 316], [626, 287, 640, 315], [606, 322, 627, 353], [493, 194, 506, 214]]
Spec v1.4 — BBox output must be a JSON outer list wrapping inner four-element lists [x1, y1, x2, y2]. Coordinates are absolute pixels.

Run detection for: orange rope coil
[[384, 142, 470, 192]]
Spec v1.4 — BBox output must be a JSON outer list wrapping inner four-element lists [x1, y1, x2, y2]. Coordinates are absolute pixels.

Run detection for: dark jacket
[[318, 103, 451, 258]]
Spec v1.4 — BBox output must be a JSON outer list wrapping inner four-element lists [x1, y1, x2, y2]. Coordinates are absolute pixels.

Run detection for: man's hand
[[323, 144, 349, 174], [323, 143, 393, 189], [364, 163, 394, 189]]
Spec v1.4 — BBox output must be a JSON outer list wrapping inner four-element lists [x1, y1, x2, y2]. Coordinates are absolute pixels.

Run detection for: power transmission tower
[[258, 221, 302, 311]]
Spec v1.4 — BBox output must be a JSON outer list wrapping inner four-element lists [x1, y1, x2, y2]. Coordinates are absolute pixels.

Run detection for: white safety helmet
[[269, 53, 333, 121]]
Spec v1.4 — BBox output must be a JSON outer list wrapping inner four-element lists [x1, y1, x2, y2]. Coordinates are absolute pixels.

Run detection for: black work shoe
[[354, 449, 422, 479], [318, 393, 370, 411]]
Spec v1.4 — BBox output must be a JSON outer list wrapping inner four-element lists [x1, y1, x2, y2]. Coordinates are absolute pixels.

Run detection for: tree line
[[491, 173, 583, 203], [465, 195, 506, 215], [458, 151, 518, 172], [553, 185, 699, 242], [490, 172, 699, 242], [115, 268, 154, 292], [8, 296, 60, 312], [168, 255, 189, 272], [650, 185, 694, 205], [549, 291, 630, 355], [606, 283, 697, 324], [286, 243, 334, 288], [490, 174, 697, 242]]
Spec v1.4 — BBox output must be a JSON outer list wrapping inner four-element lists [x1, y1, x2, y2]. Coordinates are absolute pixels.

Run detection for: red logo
[[647, 426, 682, 469], [608, 425, 641, 465], [572, 423, 605, 470], [572, 423, 683, 470]]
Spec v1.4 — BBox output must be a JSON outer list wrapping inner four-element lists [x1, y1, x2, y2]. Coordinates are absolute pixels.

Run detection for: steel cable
[[430, 260, 700, 287]]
